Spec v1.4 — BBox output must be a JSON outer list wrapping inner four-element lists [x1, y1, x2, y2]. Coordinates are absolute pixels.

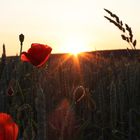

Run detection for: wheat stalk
[[104, 8, 137, 50]]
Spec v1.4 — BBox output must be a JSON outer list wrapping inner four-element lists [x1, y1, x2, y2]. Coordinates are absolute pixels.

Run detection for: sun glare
[[62, 36, 88, 56]]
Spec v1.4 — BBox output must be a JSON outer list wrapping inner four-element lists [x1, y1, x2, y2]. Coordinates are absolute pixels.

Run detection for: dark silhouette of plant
[[0, 44, 6, 79], [19, 34, 24, 56], [104, 8, 137, 50]]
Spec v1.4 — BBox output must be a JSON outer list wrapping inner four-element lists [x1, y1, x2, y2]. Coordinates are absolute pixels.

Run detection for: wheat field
[[0, 50, 140, 140]]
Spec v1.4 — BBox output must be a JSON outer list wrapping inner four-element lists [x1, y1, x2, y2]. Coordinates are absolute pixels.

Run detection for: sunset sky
[[0, 0, 140, 56]]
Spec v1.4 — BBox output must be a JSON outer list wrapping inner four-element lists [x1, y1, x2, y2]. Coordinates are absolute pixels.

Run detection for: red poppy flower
[[21, 43, 52, 67], [0, 113, 18, 140]]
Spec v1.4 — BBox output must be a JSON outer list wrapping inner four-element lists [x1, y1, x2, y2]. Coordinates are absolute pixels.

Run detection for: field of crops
[[0, 50, 140, 140]]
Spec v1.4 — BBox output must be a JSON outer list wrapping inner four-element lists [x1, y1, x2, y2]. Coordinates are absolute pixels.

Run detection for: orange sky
[[0, 0, 140, 56]]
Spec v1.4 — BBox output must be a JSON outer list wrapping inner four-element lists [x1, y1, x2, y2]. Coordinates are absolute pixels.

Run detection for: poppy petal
[[5, 123, 18, 140], [0, 113, 19, 140], [0, 113, 12, 125], [36, 47, 52, 67], [21, 52, 30, 62]]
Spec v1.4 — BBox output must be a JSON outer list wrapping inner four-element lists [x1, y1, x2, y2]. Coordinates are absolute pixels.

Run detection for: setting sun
[[61, 36, 89, 55]]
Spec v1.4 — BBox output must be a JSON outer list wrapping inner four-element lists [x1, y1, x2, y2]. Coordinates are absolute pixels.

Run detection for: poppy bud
[[73, 86, 85, 103], [7, 86, 14, 96], [19, 34, 24, 56], [19, 34, 24, 44]]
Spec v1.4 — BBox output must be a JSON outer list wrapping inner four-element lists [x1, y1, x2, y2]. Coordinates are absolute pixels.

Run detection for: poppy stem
[[16, 80, 25, 102], [20, 43, 23, 56]]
